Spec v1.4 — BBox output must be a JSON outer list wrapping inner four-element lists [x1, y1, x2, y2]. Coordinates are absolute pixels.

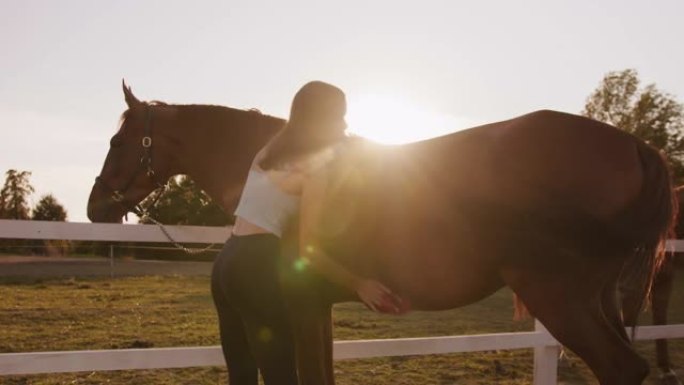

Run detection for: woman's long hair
[[259, 81, 347, 170]]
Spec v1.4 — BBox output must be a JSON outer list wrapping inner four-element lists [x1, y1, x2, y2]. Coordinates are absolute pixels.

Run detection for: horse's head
[[87, 81, 180, 223], [89, 81, 286, 223]]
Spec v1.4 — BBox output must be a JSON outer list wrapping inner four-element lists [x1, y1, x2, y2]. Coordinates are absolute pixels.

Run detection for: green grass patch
[[1, 272, 683, 384]]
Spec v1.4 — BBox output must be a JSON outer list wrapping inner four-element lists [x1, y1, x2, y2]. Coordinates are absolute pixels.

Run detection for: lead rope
[[137, 212, 220, 255]]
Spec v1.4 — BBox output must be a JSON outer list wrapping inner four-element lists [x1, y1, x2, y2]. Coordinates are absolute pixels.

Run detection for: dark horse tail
[[617, 140, 678, 328]]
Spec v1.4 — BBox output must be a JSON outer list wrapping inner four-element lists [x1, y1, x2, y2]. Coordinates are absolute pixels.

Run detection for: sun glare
[[347, 94, 469, 145]]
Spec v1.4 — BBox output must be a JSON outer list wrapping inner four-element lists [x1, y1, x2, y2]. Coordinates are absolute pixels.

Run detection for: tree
[[583, 69, 684, 181], [138, 175, 232, 226], [0, 169, 35, 219], [32, 194, 68, 221], [31, 195, 70, 256], [131, 176, 230, 260]]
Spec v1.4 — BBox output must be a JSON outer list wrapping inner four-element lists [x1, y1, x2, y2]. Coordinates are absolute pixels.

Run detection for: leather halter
[[95, 105, 167, 217]]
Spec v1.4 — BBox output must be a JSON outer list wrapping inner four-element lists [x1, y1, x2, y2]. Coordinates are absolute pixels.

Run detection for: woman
[[211, 81, 402, 385]]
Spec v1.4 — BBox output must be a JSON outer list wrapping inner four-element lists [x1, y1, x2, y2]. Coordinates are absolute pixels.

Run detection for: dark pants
[[211, 234, 297, 385]]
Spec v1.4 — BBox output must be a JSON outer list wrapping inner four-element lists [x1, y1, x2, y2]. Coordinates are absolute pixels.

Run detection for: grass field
[[1, 266, 683, 384]]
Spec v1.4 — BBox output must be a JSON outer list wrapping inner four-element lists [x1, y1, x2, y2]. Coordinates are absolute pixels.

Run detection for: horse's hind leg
[[651, 255, 681, 385], [502, 266, 649, 385], [601, 269, 630, 343], [620, 253, 681, 385]]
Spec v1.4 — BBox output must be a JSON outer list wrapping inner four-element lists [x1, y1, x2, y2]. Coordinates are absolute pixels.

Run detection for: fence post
[[533, 319, 559, 385], [109, 244, 114, 278]]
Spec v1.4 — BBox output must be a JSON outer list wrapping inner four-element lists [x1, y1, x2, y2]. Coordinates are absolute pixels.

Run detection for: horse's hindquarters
[[486, 111, 644, 221]]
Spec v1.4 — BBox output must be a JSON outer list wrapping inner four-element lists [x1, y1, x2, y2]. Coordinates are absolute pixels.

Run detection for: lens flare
[[294, 256, 311, 272], [347, 93, 472, 144], [258, 327, 273, 343]]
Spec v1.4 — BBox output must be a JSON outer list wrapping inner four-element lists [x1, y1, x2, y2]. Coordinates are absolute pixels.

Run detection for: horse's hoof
[[659, 370, 682, 385]]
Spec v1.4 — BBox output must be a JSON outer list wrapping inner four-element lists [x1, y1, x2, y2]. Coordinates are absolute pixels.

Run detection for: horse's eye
[[110, 135, 123, 148]]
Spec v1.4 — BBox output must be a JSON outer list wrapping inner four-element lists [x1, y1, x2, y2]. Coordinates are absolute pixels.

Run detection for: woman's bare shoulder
[[250, 147, 269, 172]]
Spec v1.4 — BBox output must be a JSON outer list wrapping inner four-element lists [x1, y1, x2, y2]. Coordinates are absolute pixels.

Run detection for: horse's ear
[[122, 79, 141, 108]]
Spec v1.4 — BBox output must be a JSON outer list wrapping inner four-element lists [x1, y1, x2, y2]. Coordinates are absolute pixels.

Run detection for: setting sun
[[346, 94, 471, 144]]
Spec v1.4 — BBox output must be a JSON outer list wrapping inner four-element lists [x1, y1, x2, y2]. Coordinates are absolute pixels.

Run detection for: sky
[[1, 0, 683, 223]]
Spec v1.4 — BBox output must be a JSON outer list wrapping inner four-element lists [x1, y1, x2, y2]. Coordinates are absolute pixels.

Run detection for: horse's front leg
[[289, 304, 335, 385]]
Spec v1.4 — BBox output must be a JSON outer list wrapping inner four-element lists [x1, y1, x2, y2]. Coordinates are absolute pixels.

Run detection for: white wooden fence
[[1, 219, 684, 384]]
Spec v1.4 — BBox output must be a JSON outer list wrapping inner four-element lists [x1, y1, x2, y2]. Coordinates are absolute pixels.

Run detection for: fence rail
[[1, 219, 683, 384], [0, 219, 231, 243]]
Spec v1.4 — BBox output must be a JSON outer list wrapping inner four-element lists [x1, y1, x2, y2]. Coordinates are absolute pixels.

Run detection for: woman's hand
[[355, 279, 409, 314]]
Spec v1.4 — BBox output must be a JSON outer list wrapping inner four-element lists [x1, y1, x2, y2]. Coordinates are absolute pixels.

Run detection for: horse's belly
[[379, 237, 505, 311]]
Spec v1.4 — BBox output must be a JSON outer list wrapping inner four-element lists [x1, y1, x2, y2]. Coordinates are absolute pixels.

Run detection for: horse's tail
[[618, 140, 678, 328]]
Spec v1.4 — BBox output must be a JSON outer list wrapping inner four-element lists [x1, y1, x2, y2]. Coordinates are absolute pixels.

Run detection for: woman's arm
[[299, 167, 400, 313]]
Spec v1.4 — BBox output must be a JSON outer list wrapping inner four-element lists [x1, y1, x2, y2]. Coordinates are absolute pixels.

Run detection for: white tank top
[[234, 169, 300, 237]]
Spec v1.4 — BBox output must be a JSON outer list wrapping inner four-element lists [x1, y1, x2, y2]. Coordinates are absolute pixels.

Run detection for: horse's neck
[[174, 114, 278, 212], [183, 149, 239, 211]]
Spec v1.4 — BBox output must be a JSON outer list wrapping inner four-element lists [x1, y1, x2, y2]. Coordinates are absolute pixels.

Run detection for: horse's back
[[397, 110, 643, 218]]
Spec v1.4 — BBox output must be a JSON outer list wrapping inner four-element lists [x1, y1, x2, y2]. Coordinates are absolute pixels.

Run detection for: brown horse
[[88, 83, 677, 385]]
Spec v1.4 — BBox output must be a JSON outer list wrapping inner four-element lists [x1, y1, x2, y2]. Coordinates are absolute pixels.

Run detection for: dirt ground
[[0, 255, 212, 278]]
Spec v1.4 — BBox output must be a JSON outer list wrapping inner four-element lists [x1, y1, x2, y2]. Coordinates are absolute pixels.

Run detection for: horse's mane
[[118, 101, 286, 133]]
